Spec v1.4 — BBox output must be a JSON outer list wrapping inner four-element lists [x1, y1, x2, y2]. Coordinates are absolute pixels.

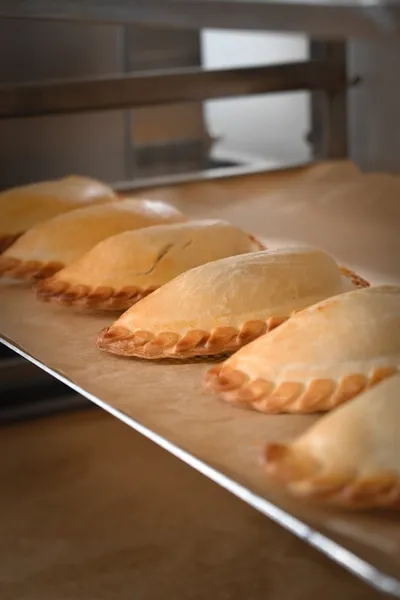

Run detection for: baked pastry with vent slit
[[36, 219, 264, 311], [97, 246, 368, 360]]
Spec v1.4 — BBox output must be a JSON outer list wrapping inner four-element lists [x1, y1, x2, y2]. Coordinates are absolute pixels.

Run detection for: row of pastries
[[1, 174, 399, 510]]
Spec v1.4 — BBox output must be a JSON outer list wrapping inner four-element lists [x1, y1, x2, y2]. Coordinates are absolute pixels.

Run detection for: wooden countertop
[[0, 408, 381, 600]]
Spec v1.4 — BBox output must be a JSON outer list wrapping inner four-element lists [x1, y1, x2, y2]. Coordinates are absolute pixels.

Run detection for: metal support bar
[[309, 41, 349, 160], [0, 61, 348, 119]]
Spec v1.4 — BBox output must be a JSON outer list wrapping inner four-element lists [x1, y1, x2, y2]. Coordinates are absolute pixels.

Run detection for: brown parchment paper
[[1, 162, 400, 588]]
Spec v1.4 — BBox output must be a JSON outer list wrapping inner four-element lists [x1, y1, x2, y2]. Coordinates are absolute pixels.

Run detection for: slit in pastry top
[[205, 285, 400, 413], [36, 219, 264, 311], [0, 175, 117, 250], [0, 198, 185, 281], [97, 246, 368, 360], [264, 374, 400, 509]]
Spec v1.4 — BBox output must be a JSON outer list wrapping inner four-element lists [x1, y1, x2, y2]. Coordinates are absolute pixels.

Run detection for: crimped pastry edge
[[36, 279, 156, 311], [0, 256, 64, 280], [96, 265, 369, 358], [264, 442, 400, 509], [97, 316, 288, 359], [204, 364, 399, 413], [0, 232, 23, 254]]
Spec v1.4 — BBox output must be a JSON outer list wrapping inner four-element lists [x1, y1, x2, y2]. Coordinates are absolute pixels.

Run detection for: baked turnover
[[0, 175, 117, 253], [265, 374, 400, 509], [37, 220, 264, 311], [206, 285, 399, 413], [0, 199, 185, 280], [97, 247, 368, 360]]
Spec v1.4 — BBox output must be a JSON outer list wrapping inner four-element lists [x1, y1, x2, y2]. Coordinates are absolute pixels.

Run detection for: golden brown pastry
[[206, 285, 400, 414], [36, 220, 264, 311], [0, 199, 185, 281], [265, 374, 400, 509], [0, 175, 117, 252], [97, 247, 368, 360]]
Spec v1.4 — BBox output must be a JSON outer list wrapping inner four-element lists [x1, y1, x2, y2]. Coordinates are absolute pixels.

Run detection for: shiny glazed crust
[[0, 256, 64, 280], [97, 316, 287, 359], [264, 443, 400, 509], [204, 364, 398, 413], [0, 232, 22, 254], [36, 280, 156, 311]]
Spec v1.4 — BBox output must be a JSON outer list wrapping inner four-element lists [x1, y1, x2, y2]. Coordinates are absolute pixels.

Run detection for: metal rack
[[0, 3, 358, 169]]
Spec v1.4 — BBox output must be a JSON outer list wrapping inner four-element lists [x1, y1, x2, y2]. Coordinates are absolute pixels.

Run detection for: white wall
[[202, 30, 310, 164]]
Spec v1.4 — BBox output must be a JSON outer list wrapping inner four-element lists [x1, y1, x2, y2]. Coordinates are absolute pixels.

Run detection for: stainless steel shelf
[[1, 1, 400, 39], [0, 61, 346, 119]]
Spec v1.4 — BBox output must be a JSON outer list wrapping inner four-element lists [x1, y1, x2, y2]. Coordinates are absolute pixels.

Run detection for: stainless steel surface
[[1, 0, 400, 39], [112, 156, 311, 193], [0, 61, 347, 118]]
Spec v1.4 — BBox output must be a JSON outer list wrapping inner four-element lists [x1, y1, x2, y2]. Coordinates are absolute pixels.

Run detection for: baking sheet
[[1, 163, 400, 596]]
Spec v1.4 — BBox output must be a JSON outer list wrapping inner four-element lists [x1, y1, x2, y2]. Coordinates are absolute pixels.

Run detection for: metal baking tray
[[0, 285, 399, 598], [1, 166, 400, 596]]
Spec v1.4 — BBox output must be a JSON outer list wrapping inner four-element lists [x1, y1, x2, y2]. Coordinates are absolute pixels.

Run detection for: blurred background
[[0, 22, 309, 187]]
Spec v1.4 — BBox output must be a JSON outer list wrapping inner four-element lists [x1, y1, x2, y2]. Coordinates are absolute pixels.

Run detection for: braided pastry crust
[[97, 316, 287, 359], [37, 280, 155, 311], [0, 256, 64, 280], [0, 232, 22, 254], [205, 364, 398, 413], [265, 442, 400, 509]]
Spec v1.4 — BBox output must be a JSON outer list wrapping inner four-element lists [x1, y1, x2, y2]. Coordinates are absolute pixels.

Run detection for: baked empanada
[[206, 285, 400, 413], [265, 374, 400, 509], [0, 175, 117, 252], [0, 199, 185, 281], [97, 247, 368, 360], [36, 220, 264, 311]]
